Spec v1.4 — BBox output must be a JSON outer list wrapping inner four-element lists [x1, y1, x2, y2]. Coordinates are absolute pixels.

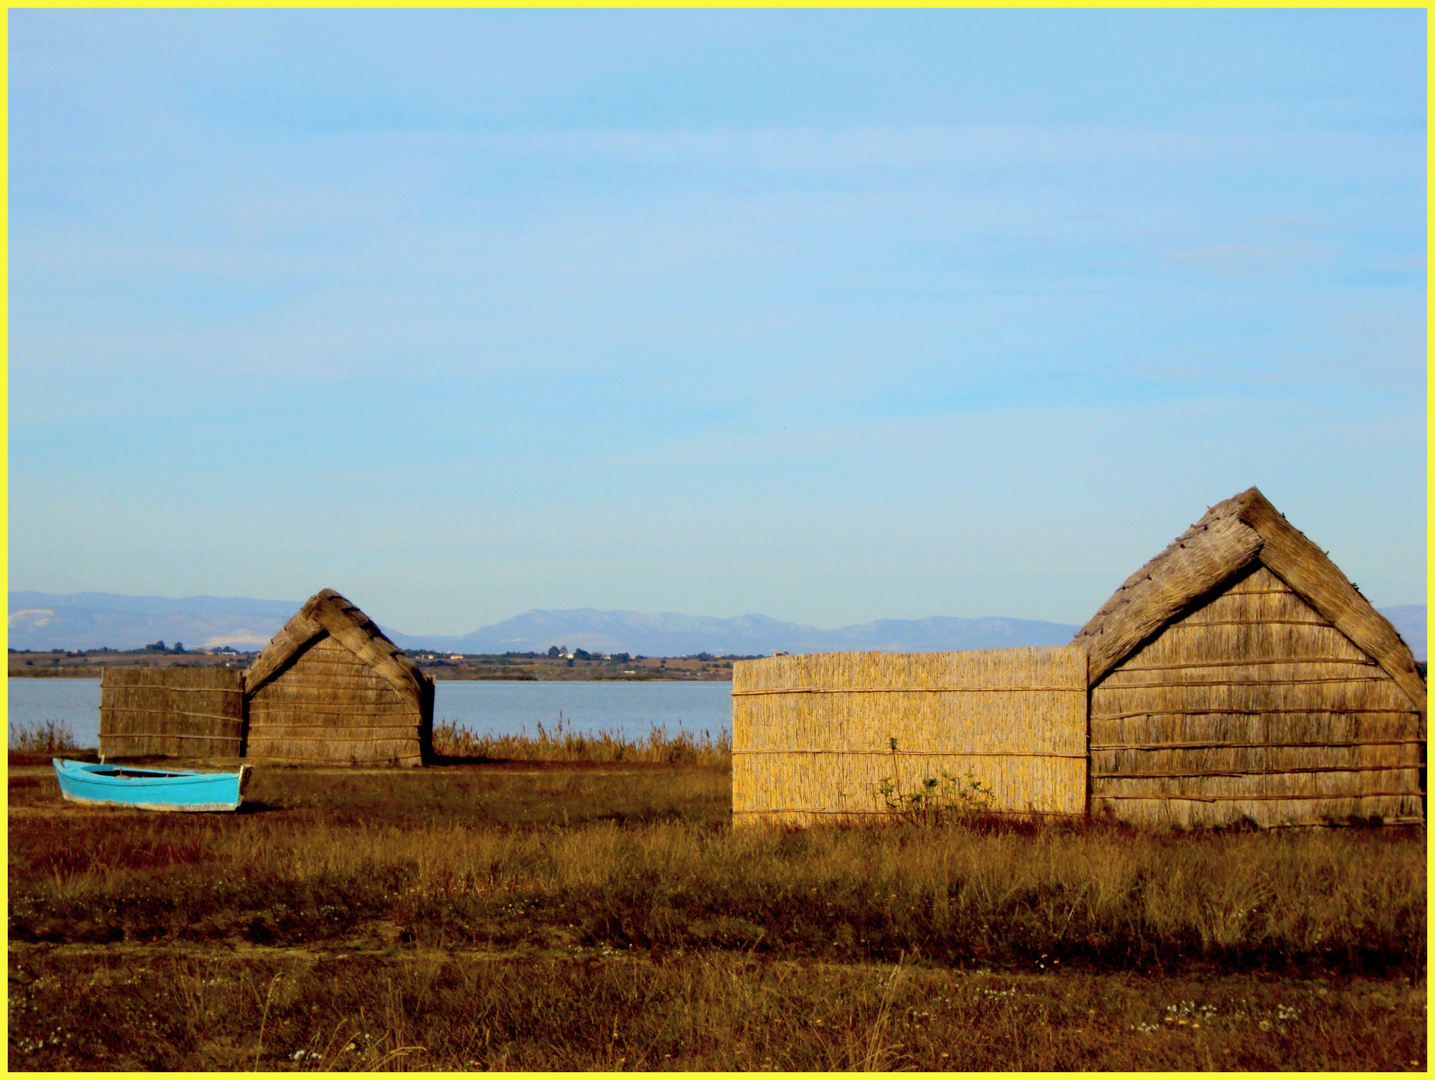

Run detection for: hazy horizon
[[8, 588, 1430, 632], [7, 589, 1425, 662]]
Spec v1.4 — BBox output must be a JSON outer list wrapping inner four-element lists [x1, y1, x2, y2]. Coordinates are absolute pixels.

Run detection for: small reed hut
[[98, 665, 245, 759], [732, 647, 1088, 827], [243, 589, 434, 766], [1073, 487, 1426, 828]]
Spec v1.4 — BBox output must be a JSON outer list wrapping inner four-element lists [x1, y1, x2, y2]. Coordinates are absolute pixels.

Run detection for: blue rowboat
[[52, 758, 251, 812]]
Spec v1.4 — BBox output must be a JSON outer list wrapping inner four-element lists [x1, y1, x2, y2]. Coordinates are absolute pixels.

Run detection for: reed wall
[[98, 666, 244, 759], [1090, 565, 1426, 828], [246, 635, 427, 766], [732, 647, 1088, 827]]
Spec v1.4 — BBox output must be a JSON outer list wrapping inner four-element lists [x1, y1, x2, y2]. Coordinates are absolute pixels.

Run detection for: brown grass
[[9, 947, 1424, 1071], [8, 759, 1424, 1070]]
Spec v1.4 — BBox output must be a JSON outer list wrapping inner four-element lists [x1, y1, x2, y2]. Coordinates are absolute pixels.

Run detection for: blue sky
[[8, 9, 1426, 634]]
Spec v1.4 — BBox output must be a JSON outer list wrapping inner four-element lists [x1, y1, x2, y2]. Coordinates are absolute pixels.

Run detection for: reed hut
[[98, 666, 244, 759], [1073, 487, 1426, 827], [243, 589, 433, 766], [732, 647, 1088, 827]]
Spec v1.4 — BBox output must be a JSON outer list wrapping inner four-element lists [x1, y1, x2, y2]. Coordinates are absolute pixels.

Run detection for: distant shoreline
[[8, 650, 740, 683]]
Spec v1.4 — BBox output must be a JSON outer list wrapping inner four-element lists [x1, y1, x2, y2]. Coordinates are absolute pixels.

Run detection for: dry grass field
[[8, 741, 1426, 1071]]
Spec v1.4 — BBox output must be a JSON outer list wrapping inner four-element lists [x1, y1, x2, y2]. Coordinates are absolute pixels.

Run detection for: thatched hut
[[1074, 487, 1425, 827], [244, 589, 433, 766]]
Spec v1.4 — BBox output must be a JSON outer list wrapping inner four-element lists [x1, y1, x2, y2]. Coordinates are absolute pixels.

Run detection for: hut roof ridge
[[244, 588, 430, 708], [1073, 487, 1425, 715]]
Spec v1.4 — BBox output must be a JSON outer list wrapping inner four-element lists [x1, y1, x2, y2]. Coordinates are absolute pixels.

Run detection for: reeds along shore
[[9, 718, 81, 755], [732, 647, 1088, 826], [431, 717, 731, 764]]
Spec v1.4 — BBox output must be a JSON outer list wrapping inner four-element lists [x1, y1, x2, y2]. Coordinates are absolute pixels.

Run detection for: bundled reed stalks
[[431, 714, 731, 765], [99, 666, 243, 759], [732, 647, 1087, 827]]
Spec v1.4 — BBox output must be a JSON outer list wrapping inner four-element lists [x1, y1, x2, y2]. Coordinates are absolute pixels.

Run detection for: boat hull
[[52, 759, 250, 812]]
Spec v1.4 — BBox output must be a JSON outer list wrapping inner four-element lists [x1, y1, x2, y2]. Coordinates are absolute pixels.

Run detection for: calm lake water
[[8, 677, 734, 750]]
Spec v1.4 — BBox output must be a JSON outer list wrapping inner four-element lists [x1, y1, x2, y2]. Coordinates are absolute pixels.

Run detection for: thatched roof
[[245, 589, 429, 711], [1072, 487, 1426, 714]]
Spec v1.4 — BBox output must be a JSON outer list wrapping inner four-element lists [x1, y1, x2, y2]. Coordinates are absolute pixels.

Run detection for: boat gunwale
[[53, 758, 246, 784]]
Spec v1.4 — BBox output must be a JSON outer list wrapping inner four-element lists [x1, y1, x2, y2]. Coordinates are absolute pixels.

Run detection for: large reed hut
[[244, 589, 433, 766], [1073, 487, 1425, 827]]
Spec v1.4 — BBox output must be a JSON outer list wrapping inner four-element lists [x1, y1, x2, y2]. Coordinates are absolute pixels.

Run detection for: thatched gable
[[246, 589, 428, 707], [1074, 487, 1426, 716], [1076, 488, 1424, 827], [244, 589, 433, 766]]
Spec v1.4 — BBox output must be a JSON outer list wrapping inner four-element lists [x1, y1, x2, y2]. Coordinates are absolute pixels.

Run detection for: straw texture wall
[[1089, 564, 1425, 827], [732, 647, 1087, 827], [246, 635, 428, 765], [98, 666, 244, 759], [244, 589, 432, 766]]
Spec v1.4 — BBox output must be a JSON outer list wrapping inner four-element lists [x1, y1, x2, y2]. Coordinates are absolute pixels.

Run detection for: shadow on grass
[[425, 753, 512, 767]]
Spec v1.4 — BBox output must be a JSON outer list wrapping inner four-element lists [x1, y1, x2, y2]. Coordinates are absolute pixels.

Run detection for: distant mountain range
[[382, 609, 1084, 657], [7, 591, 1427, 660], [8, 592, 298, 653]]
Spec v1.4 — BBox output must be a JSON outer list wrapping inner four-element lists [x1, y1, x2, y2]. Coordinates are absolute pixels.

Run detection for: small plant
[[875, 736, 995, 823], [9, 718, 80, 754]]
